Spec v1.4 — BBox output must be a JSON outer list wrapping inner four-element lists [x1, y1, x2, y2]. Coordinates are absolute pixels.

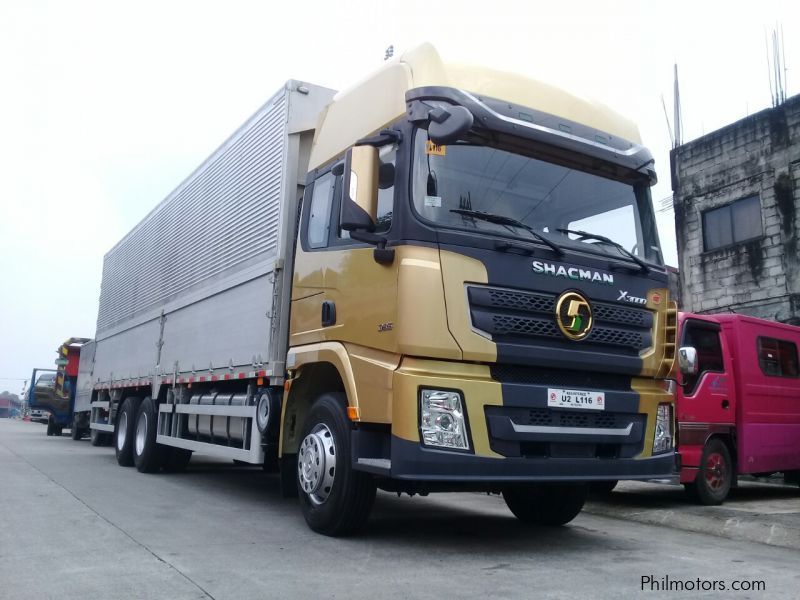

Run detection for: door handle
[[321, 300, 336, 327], [721, 399, 729, 409]]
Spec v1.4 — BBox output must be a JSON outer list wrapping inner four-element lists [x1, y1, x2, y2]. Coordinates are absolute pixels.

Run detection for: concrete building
[[671, 94, 800, 323]]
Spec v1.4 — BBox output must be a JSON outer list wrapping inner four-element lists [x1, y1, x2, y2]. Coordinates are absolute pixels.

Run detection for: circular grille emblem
[[555, 291, 593, 340]]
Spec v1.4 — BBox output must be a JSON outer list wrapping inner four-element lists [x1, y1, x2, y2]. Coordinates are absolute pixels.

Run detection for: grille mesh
[[468, 284, 652, 352]]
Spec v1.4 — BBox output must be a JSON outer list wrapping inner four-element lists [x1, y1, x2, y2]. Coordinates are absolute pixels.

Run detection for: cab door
[[290, 149, 398, 351], [678, 319, 735, 426]]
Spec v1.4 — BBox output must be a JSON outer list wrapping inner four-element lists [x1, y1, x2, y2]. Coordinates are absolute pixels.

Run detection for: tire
[[70, 416, 83, 440], [71, 413, 89, 441], [503, 484, 587, 526], [691, 438, 732, 505], [783, 471, 800, 487], [296, 393, 376, 536], [46, 417, 55, 436], [115, 397, 140, 466], [162, 447, 192, 473], [589, 480, 618, 495], [133, 397, 166, 473], [90, 428, 111, 446]]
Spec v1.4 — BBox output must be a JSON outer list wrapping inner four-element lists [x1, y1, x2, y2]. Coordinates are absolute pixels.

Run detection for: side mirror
[[340, 145, 378, 231], [428, 105, 474, 145], [678, 346, 699, 376]]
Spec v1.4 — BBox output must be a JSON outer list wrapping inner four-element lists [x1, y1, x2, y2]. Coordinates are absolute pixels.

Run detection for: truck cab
[[27, 338, 91, 436], [676, 313, 800, 503], [284, 45, 677, 532]]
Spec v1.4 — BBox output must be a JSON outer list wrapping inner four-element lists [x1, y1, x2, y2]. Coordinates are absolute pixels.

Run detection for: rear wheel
[[115, 397, 140, 466], [46, 417, 55, 436], [691, 438, 732, 505], [503, 484, 587, 526], [133, 397, 166, 473], [71, 415, 83, 441], [296, 393, 376, 536], [71, 412, 90, 441], [784, 471, 800, 487]]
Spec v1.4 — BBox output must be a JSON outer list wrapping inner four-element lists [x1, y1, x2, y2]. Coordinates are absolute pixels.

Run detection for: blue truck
[[26, 338, 91, 437]]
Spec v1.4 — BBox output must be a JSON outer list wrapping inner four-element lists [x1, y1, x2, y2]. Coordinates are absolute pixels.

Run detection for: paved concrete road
[[2, 419, 799, 599], [586, 479, 800, 551]]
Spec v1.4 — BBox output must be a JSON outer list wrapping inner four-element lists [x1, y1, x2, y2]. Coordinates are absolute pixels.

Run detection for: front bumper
[[385, 357, 675, 482], [390, 435, 675, 481]]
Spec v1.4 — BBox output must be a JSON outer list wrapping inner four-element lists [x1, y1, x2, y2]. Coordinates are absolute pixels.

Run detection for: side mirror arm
[[349, 230, 395, 265]]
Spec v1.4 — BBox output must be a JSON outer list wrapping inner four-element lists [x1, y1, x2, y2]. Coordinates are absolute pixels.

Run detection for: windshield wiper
[[450, 209, 564, 256], [556, 228, 649, 273]]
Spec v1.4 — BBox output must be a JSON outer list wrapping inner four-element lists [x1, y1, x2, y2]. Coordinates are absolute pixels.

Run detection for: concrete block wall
[[671, 95, 800, 323]]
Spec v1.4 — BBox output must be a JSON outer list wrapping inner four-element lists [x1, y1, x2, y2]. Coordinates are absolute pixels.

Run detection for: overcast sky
[[0, 0, 796, 393]]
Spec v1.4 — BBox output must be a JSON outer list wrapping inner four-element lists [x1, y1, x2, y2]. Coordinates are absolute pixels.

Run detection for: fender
[[281, 341, 400, 455]]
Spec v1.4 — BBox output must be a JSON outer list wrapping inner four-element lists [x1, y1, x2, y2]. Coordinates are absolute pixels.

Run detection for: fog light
[[420, 389, 469, 450], [653, 403, 674, 454]]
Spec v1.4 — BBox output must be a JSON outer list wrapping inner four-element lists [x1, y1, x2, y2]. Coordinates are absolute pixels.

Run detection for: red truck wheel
[[691, 439, 732, 505]]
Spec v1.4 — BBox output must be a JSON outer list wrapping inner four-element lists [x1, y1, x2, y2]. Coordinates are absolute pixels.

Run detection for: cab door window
[[307, 173, 335, 249], [682, 323, 724, 394]]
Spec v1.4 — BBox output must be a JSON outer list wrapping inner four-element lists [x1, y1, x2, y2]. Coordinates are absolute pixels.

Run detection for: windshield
[[35, 373, 56, 387], [411, 131, 663, 265]]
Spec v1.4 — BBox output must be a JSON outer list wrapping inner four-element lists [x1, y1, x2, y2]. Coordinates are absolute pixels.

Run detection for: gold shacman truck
[[76, 44, 677, 536]]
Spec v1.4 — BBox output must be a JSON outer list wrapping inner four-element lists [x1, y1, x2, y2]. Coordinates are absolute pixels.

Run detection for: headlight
[[652, 403, 674, 454], [420, 389, 469, 450]]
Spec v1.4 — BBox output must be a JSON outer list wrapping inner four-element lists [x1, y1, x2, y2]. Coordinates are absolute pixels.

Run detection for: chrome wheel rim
[[297, 424, 336, 505], [117, 412, 128, 451], [135, 412, 147, 456]]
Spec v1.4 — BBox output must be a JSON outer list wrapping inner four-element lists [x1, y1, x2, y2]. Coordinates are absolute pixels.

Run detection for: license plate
[[547, 388, 605, 410]]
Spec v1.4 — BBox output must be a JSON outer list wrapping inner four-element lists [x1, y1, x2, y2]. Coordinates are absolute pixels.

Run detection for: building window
[[758, 337, 799, 377], [702, 195, 762, 251]]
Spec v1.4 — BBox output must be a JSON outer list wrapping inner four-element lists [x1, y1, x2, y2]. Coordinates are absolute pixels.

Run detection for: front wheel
[[296, 393, 376, 536], [691, 438, 732, 505], [503, 484, 587, 526]]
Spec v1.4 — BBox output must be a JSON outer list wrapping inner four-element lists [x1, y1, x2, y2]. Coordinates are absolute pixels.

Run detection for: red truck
[[676, 312, 800, 504]]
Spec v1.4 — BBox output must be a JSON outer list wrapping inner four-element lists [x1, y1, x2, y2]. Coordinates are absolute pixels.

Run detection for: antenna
[[657, 194, 674, 215], [673, 64, 683, 147], [766, 24, 786, 106], [781, 23, 788, 98], [661, 94, 674, 148]]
